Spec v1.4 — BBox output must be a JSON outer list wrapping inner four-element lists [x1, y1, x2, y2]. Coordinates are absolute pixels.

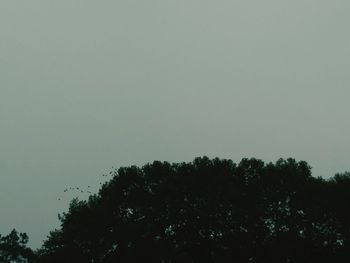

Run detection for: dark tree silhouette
[[36, 157, 350, 262], [0, 229, 35, 263]]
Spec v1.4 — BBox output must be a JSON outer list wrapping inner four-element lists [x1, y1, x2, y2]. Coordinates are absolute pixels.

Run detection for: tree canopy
[[33, 157, 350, 262], [0, 229, 35, 263]]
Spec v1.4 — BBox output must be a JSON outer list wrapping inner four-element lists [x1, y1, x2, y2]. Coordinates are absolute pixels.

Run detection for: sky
[[1, 0, 350, 248]]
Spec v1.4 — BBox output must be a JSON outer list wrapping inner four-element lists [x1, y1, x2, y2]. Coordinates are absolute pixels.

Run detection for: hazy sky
[[1, 0, 350, 248]]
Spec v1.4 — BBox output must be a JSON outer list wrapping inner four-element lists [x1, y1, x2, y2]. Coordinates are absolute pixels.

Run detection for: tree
[[36, 157, 350, 262], [0, 229, 35, 263]]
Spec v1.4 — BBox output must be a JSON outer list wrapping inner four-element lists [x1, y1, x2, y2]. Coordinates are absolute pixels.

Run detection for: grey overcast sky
[[1, 0, 350, 248]]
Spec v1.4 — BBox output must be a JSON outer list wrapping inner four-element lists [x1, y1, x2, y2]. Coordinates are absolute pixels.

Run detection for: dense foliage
[[0, 229, 35, 263], [2, 157, 349, 262], [32, 157, 350, 262]]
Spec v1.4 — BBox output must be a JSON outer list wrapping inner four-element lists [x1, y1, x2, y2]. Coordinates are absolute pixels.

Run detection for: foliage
[[0, 229, 35, 263], [36, 157, 350, 262]]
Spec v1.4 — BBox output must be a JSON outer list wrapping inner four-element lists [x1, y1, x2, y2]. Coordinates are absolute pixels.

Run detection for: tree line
[[1, 157, 350, 262]]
